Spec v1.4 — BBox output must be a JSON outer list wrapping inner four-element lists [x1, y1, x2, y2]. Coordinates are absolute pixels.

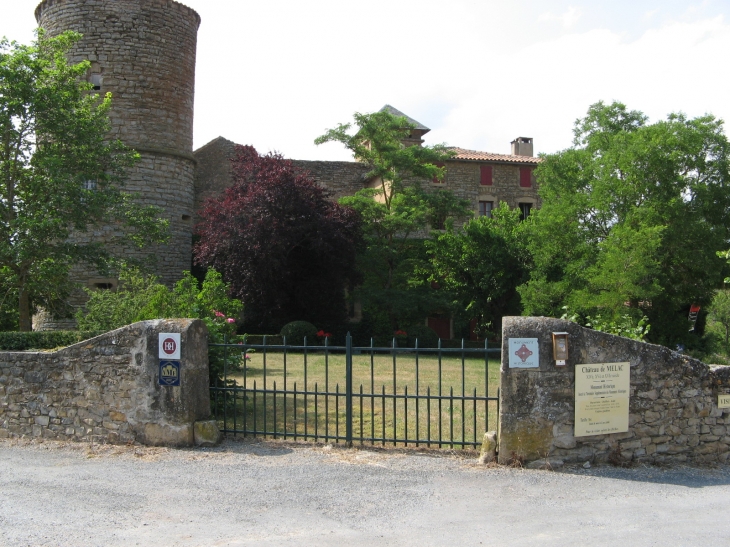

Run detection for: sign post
[[159, 333, 181, 386]]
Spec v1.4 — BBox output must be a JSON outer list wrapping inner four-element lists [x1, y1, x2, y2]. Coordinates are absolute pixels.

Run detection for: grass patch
[[212, 348, 501, 449]]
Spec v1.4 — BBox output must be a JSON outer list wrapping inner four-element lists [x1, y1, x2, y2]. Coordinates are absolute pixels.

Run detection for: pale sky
[[2, 0, 730, 161]]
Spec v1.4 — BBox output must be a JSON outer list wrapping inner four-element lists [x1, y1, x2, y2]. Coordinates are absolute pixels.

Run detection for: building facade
[[31, 1, 539, 335]]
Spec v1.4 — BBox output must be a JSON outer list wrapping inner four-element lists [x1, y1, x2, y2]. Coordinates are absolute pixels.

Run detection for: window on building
[[88, 278, 118, 292], [432, 162, 446, 184], [519, 167, 532, 188], [480, 165, 493, 186], [519, 202, 532, 221], [478, 200, 493, 218], [90, 73, 102, 91]]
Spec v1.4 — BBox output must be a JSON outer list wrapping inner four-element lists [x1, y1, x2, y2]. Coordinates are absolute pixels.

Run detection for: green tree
[[77, 267, 242, 381], [315, 110, 470, 330], [425, 203, 529, 339], [0, 31, 167, 330], [520, 101, 730, 346], [708, 290, 730, 350]]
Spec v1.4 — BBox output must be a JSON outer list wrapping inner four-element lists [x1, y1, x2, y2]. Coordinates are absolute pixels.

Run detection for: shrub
[[280, 321, 318, 345], [0, 331, 103, 351], [76, 266, 243, 382], [404, 324, 440, 348]]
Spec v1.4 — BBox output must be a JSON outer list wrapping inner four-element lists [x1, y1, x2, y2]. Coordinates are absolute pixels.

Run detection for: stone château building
[[193, 106, 541, 225], [32, 0, 540, 335]]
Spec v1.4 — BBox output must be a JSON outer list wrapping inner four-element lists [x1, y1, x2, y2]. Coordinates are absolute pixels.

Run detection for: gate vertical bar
[[346, 332, 353, 447]]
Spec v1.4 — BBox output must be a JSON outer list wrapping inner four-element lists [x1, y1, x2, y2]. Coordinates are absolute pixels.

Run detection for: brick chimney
[[511, 137, 533, 157]]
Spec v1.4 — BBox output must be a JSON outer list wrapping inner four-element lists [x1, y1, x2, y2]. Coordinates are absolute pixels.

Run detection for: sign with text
[[159, 360, 181, 386], [575, 362, 630, 437], [719, 394, 730, 409], [159, 333, 181, 360], [508, 338, 539, 369]]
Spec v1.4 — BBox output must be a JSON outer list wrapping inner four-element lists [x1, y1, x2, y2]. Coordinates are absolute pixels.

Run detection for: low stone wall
[[499, 317, 730, 466], [0, 319, 213, 446]]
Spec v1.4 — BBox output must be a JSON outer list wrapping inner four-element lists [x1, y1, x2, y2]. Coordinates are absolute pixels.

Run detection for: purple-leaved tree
[[194, 146, 362, 332]]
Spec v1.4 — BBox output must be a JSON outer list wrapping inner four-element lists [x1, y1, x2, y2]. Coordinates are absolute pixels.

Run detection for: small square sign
[[509, 338, 540, 368], [159, 360, 181, 386], [159, 333, 181, 360], [719, 394, 730, 409]]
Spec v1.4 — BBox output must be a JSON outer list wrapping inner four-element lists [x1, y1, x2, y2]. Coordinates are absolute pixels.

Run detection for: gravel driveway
[[1, 438, 729, 546]]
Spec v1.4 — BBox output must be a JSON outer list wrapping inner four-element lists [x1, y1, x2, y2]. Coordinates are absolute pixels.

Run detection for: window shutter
[[520, 167, 532, 187], [480, 165, 493, 186]]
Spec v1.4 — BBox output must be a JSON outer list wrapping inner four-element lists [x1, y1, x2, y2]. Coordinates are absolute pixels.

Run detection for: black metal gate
[[210, 334, 500, 449]]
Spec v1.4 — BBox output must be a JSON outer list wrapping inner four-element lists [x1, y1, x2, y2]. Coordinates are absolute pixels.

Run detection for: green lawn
[[212, 347, 501, 448]]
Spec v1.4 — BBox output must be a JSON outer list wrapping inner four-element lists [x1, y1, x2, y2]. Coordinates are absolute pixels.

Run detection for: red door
[[428, 317, 451, 340]]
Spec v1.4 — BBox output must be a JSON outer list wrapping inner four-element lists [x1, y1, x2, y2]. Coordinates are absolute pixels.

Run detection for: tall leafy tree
[[0, 31, 167, 330], [426, 203, 530, 338], [708, 289, 730, 350], [520, 101, 730, 346], [194, 145, 362, 332], [316, 110, 470, 330]]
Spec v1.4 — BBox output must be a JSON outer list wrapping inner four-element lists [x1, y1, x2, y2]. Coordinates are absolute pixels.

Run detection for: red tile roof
[[448, 147, 541, 164]]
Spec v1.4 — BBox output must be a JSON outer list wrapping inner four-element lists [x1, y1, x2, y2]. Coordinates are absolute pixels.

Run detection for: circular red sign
[[162, 337, 177, 355]]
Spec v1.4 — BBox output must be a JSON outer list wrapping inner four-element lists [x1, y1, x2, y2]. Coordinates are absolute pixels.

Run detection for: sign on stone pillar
[[159, 333, 181, 360], [574, 362, 630, 437], [159, 333, 181, 387], [508, 338, 539, 368]]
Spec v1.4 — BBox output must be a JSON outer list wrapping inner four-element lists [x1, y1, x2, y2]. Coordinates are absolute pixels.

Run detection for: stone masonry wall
[[193, 137, 237, 221], [499, 317, 730, 466], [0, 319, 211, 446], [439, 160, 541, 217], [35, 0, 200, 293], [192, 138, 540, 222]]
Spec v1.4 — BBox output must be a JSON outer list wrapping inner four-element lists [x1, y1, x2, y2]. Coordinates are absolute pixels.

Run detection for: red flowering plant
[[394, 329, 408, 346], [316, 329, 333, 345]]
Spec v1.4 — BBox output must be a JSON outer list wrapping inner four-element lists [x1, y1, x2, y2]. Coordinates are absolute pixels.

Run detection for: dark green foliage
[[0, 330, 103, 351], [403, 324, 440, 348], [280, 321, 318, 345], [425, 203, 529, 338], [520, 101, 730, 347], [317, 110, 471, 331]]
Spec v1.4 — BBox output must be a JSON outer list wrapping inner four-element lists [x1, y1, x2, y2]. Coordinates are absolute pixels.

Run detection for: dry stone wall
[[440, 160, 540, 216], [499, 317, 730, 466], [0, 319, 212, 446], [35, 0, 200, 293]]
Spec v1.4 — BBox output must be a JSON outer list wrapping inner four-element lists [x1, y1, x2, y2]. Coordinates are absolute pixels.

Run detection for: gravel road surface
[[1, 438, 729, 546]]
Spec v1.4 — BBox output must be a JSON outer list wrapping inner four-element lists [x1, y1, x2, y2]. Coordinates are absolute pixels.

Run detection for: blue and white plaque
[[508, 338, 539, 369]]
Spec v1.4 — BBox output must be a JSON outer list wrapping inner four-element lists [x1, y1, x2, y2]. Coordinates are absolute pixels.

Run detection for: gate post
[[346, 332, 353, 447]]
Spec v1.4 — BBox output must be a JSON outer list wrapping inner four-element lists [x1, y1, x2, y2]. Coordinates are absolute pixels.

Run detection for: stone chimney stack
[[511, 137, 533, 157]]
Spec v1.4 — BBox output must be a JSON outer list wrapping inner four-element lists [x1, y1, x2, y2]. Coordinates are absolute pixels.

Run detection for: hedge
[[0, 331, 104, 351]]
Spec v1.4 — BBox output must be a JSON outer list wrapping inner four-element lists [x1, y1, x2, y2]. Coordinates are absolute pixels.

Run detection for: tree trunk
[[19, 288, 32, 332]]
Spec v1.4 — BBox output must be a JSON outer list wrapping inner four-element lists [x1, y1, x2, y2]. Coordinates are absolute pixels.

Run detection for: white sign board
[[508, 338, 539, 368], [159, 333, 181, 360], [575, 362, 630, 437], [719, 394, 730, 409]]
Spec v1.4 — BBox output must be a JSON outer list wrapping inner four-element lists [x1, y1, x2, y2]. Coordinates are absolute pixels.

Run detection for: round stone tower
[[34, 0, 200, 324]]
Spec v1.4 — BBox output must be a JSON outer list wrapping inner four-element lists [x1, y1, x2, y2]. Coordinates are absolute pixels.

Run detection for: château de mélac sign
[[575, 363, 630, 437]]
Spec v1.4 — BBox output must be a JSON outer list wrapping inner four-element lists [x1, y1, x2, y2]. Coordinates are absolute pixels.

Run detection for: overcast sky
[[3, 1, 730, 161]]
